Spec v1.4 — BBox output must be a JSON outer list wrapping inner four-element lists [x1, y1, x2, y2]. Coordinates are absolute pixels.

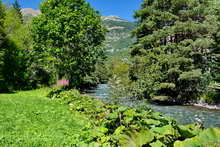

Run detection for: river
[[87, 84, 220, 128]]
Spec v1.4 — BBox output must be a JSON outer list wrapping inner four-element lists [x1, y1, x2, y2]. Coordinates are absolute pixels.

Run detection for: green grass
[[0, 88, 87, 146]]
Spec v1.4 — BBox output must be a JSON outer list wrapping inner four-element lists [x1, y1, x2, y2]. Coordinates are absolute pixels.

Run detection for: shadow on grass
[[0, 90, 16, 94], [0, 86, 17, 94]]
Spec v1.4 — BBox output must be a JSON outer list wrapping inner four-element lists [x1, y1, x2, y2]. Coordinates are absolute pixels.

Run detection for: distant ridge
[[101, 16, 136, 56], [101, 16, 129, 22]]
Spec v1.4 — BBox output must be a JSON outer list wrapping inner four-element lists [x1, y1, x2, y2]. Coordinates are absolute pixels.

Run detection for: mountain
[[101, 16, 136, 57], [21, 8, 41, 16], [21, 9, 135, 57], [21, 8, 41, 22]]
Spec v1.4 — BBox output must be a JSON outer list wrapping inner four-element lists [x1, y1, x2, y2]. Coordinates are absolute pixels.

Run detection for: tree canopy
[[0, 0, 5, 88], [31, 0, 106, 88], [130, 0, 219, 103], [0, 1, 34, 92]]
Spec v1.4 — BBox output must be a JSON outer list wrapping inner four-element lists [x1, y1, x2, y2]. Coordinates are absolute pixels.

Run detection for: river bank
[[48, 87, 220, 146], [187, 102, 220, 110], [87, 84, 220, 128]]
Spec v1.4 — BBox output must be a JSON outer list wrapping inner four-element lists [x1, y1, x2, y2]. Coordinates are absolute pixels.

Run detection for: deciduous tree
[[32, 0, 106, 88]]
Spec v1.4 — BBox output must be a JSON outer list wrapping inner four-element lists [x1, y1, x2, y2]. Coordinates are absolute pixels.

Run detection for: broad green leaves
[[48, 88, 220, 146], [120, 129, 154, 147], [150, 140, 166, 147], [174, 128, 220, 147]]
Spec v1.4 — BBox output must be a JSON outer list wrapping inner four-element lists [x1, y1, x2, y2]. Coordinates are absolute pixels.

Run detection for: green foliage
[[31, 0, 106, 88], [92, 59, 110, 84], [211, 3, 220, 100], [174, 128, 220, 147], [200, 90, 220, 104], [211, 0, 220, 83], [130, 0, 218, 103], [120, 129, 154, 147], [0, 4, 21, 92], [0, 0, 5, 90], [107, 57, 132, 103], [48, 88, 220, 146], [47, 86, 66, 99], [177, 124, 203, 139], [0, 1, 34, 91], [3, 7, 29, 89]]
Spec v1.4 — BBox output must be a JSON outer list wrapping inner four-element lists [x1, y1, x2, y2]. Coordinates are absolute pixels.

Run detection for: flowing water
[[87, 84, 220, 128]]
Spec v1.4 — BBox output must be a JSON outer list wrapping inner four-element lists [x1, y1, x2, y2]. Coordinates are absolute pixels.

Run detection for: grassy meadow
[[0, 89, 87, 146]]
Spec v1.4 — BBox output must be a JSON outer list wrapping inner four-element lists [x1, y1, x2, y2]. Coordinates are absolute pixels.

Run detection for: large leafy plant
[[48, 88, 220, 146]]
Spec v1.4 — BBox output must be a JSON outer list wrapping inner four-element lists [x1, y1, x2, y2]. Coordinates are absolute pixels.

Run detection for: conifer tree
[[0, 1, 20, 92], [130, 0, 218, 103], [12, 0, 22, 22], [211, 0, 220, 85], [212, 30, 220, 84]]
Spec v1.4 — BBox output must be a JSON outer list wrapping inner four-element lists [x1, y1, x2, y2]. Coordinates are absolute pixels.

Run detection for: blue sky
[[2, 0, 142, 21]]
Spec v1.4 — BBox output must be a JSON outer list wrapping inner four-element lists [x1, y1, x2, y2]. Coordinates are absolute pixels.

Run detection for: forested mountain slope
[[102, 16, 136, 57]]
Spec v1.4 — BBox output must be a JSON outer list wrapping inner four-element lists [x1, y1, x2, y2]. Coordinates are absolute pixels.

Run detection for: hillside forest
[[0, 0, 220, 146]]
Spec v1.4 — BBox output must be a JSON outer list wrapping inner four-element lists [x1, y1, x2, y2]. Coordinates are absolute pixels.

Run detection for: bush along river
[[87, 84, 220, 128]]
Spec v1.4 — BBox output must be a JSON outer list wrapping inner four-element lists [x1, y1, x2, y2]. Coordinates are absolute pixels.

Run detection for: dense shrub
[[201, 91, 220, 104], [47, 86, 65, 99]]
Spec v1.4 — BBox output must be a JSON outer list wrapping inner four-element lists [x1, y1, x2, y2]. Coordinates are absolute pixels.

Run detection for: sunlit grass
[[0, 88, 86, 146]]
